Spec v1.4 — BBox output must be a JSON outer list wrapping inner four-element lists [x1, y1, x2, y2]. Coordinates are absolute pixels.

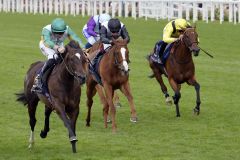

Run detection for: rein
[[172, 40, 192, 64], [59, 52, 84, 82], [172, 31, 198, 64]]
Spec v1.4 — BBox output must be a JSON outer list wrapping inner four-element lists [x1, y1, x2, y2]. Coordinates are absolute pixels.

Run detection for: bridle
[[172, 29, 199, 64], [59, 51, 86, 84], [112, 44, 130, 73]]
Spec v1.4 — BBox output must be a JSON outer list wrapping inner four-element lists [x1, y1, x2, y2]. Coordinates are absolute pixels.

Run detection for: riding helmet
[[99, 13, 111, 24], [108, 18, 121, 33], [51, 18, 67, 33]]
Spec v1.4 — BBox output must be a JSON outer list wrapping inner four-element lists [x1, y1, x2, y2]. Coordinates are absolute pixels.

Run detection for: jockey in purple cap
[[82, 13, 111, 49]]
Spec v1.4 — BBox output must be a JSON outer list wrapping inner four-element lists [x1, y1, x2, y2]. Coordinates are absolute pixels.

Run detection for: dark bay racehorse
[[86, 39, 137, 132], [147, 27, 201, 117], [16, 41, 88, 153]]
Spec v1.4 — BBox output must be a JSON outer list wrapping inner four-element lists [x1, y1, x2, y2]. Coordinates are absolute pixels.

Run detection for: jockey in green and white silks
[[32, 18, 85, 93]]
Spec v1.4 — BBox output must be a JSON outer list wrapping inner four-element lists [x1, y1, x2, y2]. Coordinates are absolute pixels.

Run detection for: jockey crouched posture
[[31, 18, 85, 93], [89, 18, 130, 83], [92, 18, 130, 66], [151, 18, 191, 64], [82, 13, 111, 49]]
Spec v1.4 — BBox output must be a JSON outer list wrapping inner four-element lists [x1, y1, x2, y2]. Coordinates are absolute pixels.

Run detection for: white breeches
[[39, 41, 59, 60]]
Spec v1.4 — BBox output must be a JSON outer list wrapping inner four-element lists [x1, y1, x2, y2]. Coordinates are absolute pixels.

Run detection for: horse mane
[[67, 40, 81, 49]]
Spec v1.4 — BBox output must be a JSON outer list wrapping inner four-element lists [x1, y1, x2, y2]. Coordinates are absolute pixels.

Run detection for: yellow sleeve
[[163, 24, 177, 43]]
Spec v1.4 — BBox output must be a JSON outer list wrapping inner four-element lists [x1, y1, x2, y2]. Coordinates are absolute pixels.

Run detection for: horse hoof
[[86, 123, 90, 127], [193, 108, 200, 115], [107, 116, 111, 123], [176, 114, 181, 117], [70, 140, 77, 153], [130, 117, 138, 123], [165, 97, 172, 106], [70, 136, 78, 142], [28, 143, 34, 149], [40, 130, 47, 138]]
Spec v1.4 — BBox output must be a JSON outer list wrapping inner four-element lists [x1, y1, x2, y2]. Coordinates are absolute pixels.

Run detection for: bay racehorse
[[16, 41, 88, 153], [86, 39, 137, 132], [147, 27, 201, 117]]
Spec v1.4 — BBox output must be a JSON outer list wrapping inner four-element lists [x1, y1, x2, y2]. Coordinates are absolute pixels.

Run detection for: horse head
[[112, 38, 130, 75], [182, 27, 200, 56], [64, 41, 88, 84]]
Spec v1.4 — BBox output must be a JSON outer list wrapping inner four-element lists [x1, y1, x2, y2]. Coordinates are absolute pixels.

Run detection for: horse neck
[[57, 62, 75, 84], [174, 40, 192, 62], [108, 46, 118, 64]]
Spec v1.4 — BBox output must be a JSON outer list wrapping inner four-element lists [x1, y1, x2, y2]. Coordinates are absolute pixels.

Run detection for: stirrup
[[31, 82, 43, 93], [31, 75, 42, 93]]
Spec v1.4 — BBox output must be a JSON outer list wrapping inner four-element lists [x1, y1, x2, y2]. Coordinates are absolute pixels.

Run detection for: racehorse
[[85, 41, 121, 109], [86, 39, 137, 132], [147, 27, 201, 117], [16, 41, 88, 153]]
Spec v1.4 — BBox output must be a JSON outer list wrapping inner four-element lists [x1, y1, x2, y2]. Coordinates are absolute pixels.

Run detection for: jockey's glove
[[53, 45, 60, 51], [57, 46, 65, 54]]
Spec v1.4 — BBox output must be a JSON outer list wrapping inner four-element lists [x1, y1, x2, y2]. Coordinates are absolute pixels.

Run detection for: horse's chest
[[173, 70, 194, 83]]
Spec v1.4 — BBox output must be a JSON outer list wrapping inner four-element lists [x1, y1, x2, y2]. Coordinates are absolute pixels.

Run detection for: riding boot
[[31, 59, 56, 93], [91, 49, 105, 69], [90, 50, 105, 85], [158, 42, 167, 64]]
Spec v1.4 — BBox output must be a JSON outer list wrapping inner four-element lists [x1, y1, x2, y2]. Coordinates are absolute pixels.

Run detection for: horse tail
[[145, 54, 151, 61], [16, 92, 28, 106], [145, 54, 155, 78]]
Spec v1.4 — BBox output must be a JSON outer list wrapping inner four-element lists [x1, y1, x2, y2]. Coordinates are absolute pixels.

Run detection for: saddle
[[88, 46, 112, 85], [150, 40, 174, 65]]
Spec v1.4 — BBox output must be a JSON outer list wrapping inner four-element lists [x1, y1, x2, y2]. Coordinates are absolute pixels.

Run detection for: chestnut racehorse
[[86, 39, 137, 132]]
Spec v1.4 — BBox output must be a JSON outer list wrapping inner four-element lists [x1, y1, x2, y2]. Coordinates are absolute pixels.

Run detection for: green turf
[[0, 13, 239, 160]]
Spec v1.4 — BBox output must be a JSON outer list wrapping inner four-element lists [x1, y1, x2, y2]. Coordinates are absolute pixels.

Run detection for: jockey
[[82, 13, 111, 49], [100, 18, 130, 51], [90, 18, 130, 83], [31, 18, 85, 93], [91, 18, 130, 65], [152, 18, 191, 64]]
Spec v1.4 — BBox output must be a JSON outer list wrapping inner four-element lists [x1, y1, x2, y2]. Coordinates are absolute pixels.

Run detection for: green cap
[[51, 18, 67, 33]]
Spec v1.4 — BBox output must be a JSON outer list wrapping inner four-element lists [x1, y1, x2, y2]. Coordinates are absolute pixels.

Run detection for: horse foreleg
[[193, 82, 201, 115], [27, 102, 38, 149], [40, 105, 52, 138], [96, 85, 110, 126], [86, 83, 97, 127], [152, 66, 172, 105], [67, 106, 79, 136], [103, 84, 116, 132], [188, 78, 201, 115], [55, 104, 77, 153], [120, 82, 137, 123], [169, 78, 181, 117], [113, 91, 121, 108]]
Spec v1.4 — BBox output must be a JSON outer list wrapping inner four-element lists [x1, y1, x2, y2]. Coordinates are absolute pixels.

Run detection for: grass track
[[0, 13, 239, 160]]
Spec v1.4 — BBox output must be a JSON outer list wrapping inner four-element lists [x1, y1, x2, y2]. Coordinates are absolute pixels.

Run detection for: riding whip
[[199, 46, 214, 58]]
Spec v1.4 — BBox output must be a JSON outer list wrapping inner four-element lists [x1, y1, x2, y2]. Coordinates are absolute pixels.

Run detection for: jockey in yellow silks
[[151, 18, 191, 64], [163, 18, 191, 43]]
